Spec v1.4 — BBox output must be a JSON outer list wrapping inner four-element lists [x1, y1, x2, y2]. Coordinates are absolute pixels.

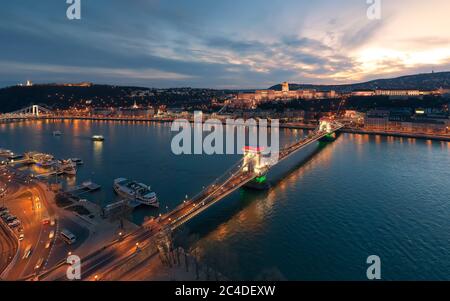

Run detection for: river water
[[1, 119, 449, 280]]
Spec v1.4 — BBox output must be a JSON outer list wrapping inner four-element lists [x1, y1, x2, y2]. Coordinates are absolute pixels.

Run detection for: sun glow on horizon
[[353, 47, 450, 75]]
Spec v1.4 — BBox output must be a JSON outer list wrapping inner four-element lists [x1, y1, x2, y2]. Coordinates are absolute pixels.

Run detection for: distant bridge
[[0, 105, 52, 122]]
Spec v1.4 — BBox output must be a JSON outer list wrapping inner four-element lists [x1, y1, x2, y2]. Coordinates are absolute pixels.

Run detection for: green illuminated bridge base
[[319, 132, 337, 142], [244, 175, 270, 190]]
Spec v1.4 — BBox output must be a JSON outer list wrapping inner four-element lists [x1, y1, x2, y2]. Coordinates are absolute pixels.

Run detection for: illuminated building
[[234, 82, 338, 106]]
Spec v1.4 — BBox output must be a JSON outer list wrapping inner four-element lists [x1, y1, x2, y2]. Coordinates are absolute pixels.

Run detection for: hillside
[[270, 72, 450, 92], [0, 84, 232, 113]]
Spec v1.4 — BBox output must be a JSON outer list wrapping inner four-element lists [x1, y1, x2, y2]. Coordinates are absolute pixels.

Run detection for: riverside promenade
[[341, 128, 450, 142]]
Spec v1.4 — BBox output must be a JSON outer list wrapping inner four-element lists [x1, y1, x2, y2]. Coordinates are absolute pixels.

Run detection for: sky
[[1, 0, 450, 89]]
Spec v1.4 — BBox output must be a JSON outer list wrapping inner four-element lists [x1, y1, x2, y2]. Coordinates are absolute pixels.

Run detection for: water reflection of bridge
[[155, 119, 344, 230]]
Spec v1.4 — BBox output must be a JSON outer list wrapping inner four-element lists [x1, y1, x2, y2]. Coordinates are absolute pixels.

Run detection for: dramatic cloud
[[0, 0, 449, 88]]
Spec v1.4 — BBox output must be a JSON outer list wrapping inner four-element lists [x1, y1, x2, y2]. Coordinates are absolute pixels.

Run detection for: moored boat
[[59, 160, 77, 175], [113, 178, 159, 207], [0, 149, 13, 156]]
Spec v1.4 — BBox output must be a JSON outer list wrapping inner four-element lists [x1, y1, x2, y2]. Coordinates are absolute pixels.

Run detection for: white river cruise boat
[[113, 178, 159, 208]]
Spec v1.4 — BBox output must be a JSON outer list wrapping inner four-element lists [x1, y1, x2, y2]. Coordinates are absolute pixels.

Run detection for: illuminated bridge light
[[255, 175, 267, 183]]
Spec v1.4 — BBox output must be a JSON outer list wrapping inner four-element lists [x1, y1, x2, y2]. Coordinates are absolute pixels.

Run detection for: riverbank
[[341, 128, 450, 142], [44, 116, 450, 142], [42, 116, 317, 129], [0, 148, 141, 280]]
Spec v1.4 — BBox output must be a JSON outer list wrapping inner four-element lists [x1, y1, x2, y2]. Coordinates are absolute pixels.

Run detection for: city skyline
[[2, 0, 450, 288], [1, 0, 450, 89]]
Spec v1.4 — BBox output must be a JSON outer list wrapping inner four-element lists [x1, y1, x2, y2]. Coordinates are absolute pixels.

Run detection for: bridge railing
[[270, 121, 344, 165], [165, 122, 347, 227]]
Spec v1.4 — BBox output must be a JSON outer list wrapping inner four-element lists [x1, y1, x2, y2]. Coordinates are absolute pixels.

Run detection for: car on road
[[49, 230, 55, 239], [45, 241, 51, 249], [42, 218, 50, 225], [8, 220, 21, 228], [34, 258, 44, 270], [1, 213, 10, 220], [0, 210, 9, 217], [5, 215, 17, 222], [50, 218, 56, 226], [23, 245, 32, 259], [19, 233, 24, 241], [60, 229, 77, 245]]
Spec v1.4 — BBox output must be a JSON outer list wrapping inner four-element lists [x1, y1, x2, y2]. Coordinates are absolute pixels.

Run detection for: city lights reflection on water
[[0, 120, 450, 280]]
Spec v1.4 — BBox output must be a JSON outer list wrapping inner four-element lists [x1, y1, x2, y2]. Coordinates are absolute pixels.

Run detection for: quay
[[340, 128, 450, 142], [43, 116, 450, 142], [4, 104, 450, 143], [35, 170, 64, 179], [101, 199, 141, 218], [4, 157, 34, 166], [66, 181, 101, 195]]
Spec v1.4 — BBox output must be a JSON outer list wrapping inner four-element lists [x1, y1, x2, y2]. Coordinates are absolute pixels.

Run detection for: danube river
[[1, 119, 450, 280]]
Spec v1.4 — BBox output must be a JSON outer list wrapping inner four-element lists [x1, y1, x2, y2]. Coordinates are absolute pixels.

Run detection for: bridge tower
[[32, 105, 39, 117], [319, 118, 338, 142], [242, 146, 270, 190], [156, 227, 174, 266]]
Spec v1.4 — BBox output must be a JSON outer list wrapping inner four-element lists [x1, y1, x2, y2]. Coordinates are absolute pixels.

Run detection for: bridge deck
[[157, 123, 343, 229]]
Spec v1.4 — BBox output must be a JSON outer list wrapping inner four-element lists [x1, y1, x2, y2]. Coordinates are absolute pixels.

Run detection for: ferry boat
[[52, 130, 62, 136], [0, 149, 13, 157], [92, 135, 105, 141], [113, 178, 159, 207]]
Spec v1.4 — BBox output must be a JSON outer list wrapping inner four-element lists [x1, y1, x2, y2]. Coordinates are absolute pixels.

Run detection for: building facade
[[235, 82, 338, 105]]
